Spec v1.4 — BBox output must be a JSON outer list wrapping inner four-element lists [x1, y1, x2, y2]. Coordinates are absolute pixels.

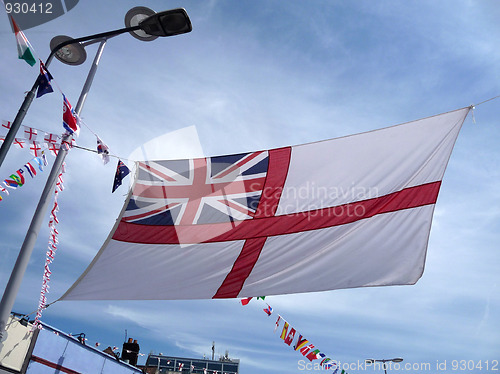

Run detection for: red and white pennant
[[32, 169, 65, 330]]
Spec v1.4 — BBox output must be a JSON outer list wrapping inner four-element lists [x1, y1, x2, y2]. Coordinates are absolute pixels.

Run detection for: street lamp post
[[365, 358, 404, 374], [0, 7, 192, 168], [0, 7, 192, 341]]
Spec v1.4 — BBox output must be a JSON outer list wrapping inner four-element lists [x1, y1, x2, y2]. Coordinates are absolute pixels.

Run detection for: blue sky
[[1, 1, 499, 373]]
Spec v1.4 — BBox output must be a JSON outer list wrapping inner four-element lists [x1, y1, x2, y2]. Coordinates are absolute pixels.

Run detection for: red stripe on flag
[[138, 162, 177, 182], [31, 355, 82, 374], [253, 147, 292, 218], [10, 15, 22, 34], [123, 202, 181, 222], [213, 147, 292, 298], [132, 177, 266, 199], [219, 199, 255, 217], [179, 158, 209, 225], [113, 181, 442, 245], [213, 237, 267, 298], [213, 151, 265, 179]]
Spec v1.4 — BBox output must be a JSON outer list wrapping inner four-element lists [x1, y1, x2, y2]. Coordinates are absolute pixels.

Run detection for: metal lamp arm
[[45, 25, 141, 65]]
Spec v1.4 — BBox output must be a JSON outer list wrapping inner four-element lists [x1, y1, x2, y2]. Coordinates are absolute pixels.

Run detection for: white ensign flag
[[61, 107, 470, 300]]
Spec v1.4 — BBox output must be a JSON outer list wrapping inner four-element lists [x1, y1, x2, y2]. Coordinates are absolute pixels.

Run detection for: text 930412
[[5, 2, 53, 14]]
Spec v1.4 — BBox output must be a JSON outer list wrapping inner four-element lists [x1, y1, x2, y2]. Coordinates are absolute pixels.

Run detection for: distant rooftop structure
[[142, 353, 240, 374]]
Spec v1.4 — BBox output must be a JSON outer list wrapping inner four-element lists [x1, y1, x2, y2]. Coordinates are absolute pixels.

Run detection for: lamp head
[[139, 8, 192, 37], [50, 35, 87, 65], [124, 6, 158, 41], [125, 7, 192, 41]]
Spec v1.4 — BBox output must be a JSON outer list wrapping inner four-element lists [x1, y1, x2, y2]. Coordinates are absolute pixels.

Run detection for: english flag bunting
[[61, 108, 470, 301]]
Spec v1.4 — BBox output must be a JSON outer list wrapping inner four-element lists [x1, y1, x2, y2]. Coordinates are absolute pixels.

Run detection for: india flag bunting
[[10, 16, 36, 66]]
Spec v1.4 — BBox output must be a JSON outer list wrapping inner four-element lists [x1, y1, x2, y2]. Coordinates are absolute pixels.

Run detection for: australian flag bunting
[[36, 61, 54, 98], [112, 160, 130, 193]]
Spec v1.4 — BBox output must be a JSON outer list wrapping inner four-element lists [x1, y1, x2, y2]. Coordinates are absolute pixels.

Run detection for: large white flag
[[61, 107, 470, 300]]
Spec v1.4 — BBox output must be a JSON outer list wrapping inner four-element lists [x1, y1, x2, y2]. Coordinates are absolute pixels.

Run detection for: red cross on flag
[[44, 133, 60, 143], [24, 126, 38, 141], [61, 108, 470, 301], [1, 120, 11, 130], [29, 141, 42, 157], [47, 143, 60, 156], [14, 138, 26, 149]]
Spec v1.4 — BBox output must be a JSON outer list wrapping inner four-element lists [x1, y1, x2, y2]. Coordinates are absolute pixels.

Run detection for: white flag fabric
[[61, 108, 470, 300]]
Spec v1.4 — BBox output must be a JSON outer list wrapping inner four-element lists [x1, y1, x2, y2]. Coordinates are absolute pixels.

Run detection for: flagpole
[[0, 40, 107, 341], [0, 68, 45, 168]]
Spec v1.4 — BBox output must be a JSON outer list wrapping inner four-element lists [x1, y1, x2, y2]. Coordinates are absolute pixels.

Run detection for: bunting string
[[32, 168, 65, 330], [242, 297, 348, 374], [1, 119, 75, 157], [1, 118, 131, 196], [0, 152, 48, 201], [71, 144, 134, 163], [1, 118, 128, 165], [473, 94, 500, 107]]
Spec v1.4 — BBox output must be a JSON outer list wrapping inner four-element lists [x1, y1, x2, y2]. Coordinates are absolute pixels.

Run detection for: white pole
[[0, 40, 107, 341]]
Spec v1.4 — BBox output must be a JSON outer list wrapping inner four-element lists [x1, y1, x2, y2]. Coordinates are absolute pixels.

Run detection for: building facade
[[143, 354, 239, 374]]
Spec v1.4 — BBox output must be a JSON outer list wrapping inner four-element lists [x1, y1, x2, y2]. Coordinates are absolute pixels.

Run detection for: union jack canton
[[123, 151, 269, 226]]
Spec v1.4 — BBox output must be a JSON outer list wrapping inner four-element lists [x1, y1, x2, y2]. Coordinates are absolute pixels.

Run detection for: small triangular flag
[[241, 297, 253, 305], [96, 136, 110, 164], [62, 95, 80, 136], [36, 61, 54, 97], [112, 160, 130, 193]]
